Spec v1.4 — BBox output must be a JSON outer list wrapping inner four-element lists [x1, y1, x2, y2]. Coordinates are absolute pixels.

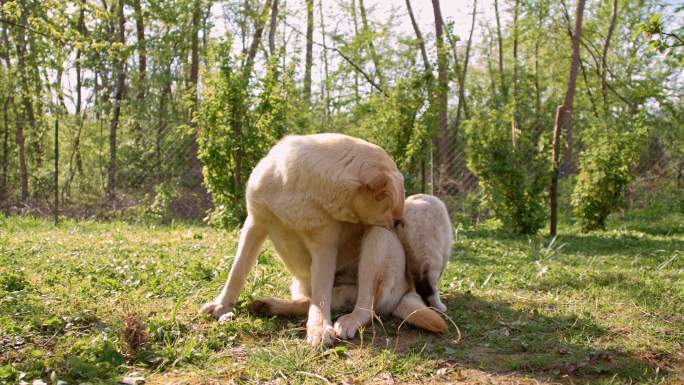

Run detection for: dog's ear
[[391, 175, 405, 218], [360, 169, 388, 194]]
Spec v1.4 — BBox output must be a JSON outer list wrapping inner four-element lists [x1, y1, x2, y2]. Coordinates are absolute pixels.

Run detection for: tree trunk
[[319, 0, 330, 119], [351, 0, 360, 101], [156, 60, 172, 173], [486, 30, 497, 101], [405, 0, 430, 73], [243, 0, 273, 79], [359, 0, 384, 88], [455, 0, 476, 129], [511, 0, 520, 144], [559, 0, 600, 120], [494, 0, 507, 99], [1, 96, 9, 201], [232, 0, 273, 204], [132, 0, 146, 141], [65, 0, 87, 198], [304, 0, 314, 104], [550, 0, 586, 236], [1, 25, 13, 201], [431, 0, 449, 194], [15, 24, 31, 202], [108, 0, 126, 201], [512, 0, 519, 101], [600, 0, 618, 112], [268, 0, 278, 55], [534, 3, 542, 128], [189, 0, 201, 104], [406, 0, 430, 193]]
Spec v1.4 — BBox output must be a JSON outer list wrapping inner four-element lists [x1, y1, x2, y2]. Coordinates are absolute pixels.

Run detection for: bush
[[465, 106, 550, 234], [145, 182, 178, 223], [197, 41, 297, 228], [572, 122, 646, 231], [348, 72, 434, 194]]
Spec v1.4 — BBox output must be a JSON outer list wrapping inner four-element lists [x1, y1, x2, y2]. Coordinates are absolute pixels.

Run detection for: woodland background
[[0, 0, 682, 233], [1, 1, 684, 383]]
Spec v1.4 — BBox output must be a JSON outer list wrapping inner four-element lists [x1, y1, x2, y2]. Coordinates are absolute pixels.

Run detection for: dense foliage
[[572, 120, 647, 231], [197, 41, 296, 227], [0, 0, 681, 235], [466, 106, 550, 234]]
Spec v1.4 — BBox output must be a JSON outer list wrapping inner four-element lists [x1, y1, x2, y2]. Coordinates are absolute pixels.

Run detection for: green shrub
[[197, 41, 297, 228], [348, 72, 434, 194], [572, 123, 647, 231], [146, 182, 178, 223], [465, 106, 550, 234]]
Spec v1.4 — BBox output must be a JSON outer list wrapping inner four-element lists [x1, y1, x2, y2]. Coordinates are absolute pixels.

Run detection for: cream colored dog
[[395, 194, 453, 312], [200, 133, 405, 346], [247, 226, 448, 338]]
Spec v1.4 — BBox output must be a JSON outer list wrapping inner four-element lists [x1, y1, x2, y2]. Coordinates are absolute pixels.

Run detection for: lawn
[[0, 207, 682, 384]]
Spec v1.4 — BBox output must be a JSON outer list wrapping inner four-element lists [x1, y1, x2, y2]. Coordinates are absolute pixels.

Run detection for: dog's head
[[352, 168, 405, 228]]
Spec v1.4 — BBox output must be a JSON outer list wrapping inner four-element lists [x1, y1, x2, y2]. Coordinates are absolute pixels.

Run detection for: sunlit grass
[[0, 206, 682, 384]]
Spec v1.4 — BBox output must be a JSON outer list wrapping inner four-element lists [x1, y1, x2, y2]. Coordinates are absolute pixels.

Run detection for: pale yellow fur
[[200, 133, 404, 346]]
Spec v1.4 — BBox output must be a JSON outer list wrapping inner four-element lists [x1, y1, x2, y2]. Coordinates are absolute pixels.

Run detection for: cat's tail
[[392, 291, 448, 333]]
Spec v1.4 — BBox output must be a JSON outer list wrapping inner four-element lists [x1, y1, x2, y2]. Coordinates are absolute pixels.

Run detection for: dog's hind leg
[[414, 259, 447, 312], [200, 215, 267, 318], [334, 227, 407, 339], [247, 297, 309, 317], [247, 284, 357, 317]]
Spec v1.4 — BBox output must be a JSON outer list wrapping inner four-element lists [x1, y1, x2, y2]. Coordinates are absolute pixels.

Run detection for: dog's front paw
[[306, 322, 336, 347], [199, 301, 233, 319], [334, 313, 364, 339]]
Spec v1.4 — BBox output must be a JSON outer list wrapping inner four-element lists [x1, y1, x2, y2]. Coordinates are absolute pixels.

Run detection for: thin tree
[[511, 0, 520, 144], [189, 0, 201, 103], [131, 0, 146, 143], [232, 0, 273, 204], [455, 0, 477, 129], [268, 0, 279, 55], [351, 0, 360, 101], [494, 0, 507, 99], [550, 0, 586, 236], [107, 0, 126, 201], [1, 96, 8, 201], [405, 0, 430, 73], [1, 23, 14, 201], [431, 0, 449, 193], [318, 0, 330, 119], [600, 0, 618, 112], [187, 0, 204, 190], [14, 14, 32, 202], [406, 0, 430, 193], [303, 0, 313, 104], [485, 28, 498, 101], [65, 0, 87, 199], [359, 0, 384, 88]]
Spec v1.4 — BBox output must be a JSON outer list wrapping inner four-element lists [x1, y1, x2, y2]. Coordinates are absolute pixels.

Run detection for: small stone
[[119, 376, 145, 385]]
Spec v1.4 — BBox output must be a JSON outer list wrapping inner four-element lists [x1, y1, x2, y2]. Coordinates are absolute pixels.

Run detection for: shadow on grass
[[463, 227, 683, 260], [338, 292, 668, 384]]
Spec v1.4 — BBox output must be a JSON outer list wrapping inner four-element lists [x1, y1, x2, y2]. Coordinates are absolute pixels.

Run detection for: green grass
[[0, 207, 682, 384]]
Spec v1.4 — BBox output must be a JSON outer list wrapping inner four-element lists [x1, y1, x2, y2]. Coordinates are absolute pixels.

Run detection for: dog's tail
[[392, 291, 448, 333]]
